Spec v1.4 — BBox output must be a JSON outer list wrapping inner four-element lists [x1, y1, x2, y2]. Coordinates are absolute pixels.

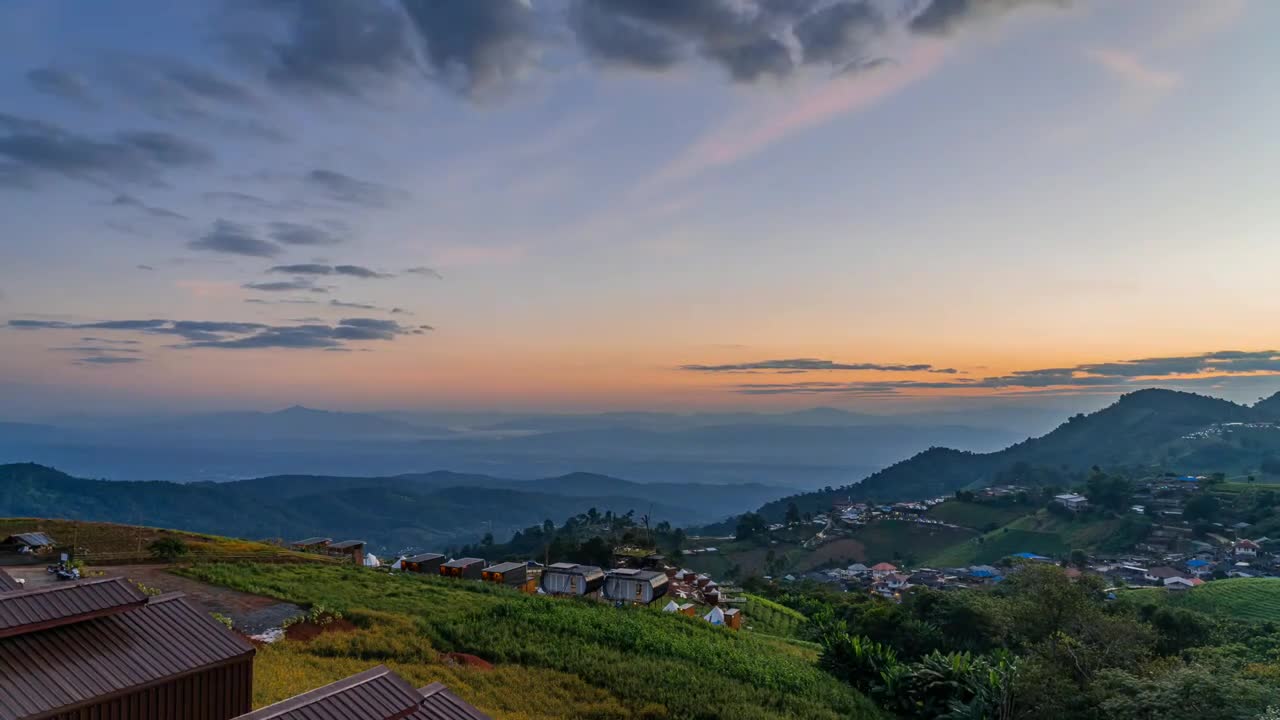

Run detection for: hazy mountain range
[[742, 389, 1280, 523], [0, 405, 1030, 489], [0, 463, 787, 551]]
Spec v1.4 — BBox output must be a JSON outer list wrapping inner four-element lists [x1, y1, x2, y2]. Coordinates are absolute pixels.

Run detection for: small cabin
[[723, 608, 742, 630], [3, 532, 55, 554], [232, 664, 492, 719], [441, 557, 485, 580], [678, 603, 697, 617], [481, 561, 528, 587], [402, 553, 445, 574], [539, 563, 605, 596], [602, 568, 670, 605], [327, 540, 367, 565], [290, 537, 332, 552]]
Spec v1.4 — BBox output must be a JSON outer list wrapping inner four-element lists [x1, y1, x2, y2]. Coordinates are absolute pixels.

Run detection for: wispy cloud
[[1084, 48, 1180, 93]]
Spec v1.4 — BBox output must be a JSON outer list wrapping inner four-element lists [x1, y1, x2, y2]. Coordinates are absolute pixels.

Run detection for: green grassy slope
[[925, 511, 1132, 567], [926, 501, 1032, 529], [1136, 578, 1280, 623], [180, 563, 881, 720]]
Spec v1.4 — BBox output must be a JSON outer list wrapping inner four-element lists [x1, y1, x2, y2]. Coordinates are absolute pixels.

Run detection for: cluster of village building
[[288, 538, 745, 630], [788, 474, 1279, 599]]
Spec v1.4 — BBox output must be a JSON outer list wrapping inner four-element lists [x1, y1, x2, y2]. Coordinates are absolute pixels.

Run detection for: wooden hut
[[723, 608, 742, 630], [290, 537, 332, 552], [678, 603, 697, 617], [401, 553, 445, 574], [327, 540, 367, 565], [2, 532, 55, 554], [0, 578, 255, 719], [539, 563, 605, 596], [481, 561, 528, 587], [602, 568, 670, 605], [441, 557, 485, 580], [233, 665, 491, 720]]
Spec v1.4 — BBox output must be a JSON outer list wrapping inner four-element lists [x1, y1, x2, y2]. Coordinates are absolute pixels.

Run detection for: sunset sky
[[2, 0, 1278, 416]]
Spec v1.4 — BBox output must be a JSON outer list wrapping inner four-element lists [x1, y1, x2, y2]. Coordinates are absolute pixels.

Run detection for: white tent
[[662, 600, 680, 613], [390, 556, 406, 571], [704, 607, 725, 625], [364, 553, 381, 568]]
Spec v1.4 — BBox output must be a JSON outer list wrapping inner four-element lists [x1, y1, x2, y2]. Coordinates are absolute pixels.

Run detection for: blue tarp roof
[[970, 569, 998, 578], [1012, 552, 1049, 560], [1186, 559, 1211, 568]]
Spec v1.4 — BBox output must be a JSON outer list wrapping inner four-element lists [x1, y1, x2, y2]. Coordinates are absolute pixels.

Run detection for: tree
[[147, 537, 189, 563], [1184, 494, 1221, 523], [735, 512, 768, 542], [785, 502, 801, 527], [1069, 549, 1088, 568]]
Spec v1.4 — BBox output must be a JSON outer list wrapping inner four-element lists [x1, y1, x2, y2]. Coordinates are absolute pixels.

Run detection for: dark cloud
[[203, 190, 277, 209], [0, 113, 213, 187], [725, 349, 1280, 395], [80, 337, 141, 345], [682, 358, 957, 373], [909, 0, 1067, 36], [228, 0, 418, 98], [794, 2, 885, 67], [268, 263, 333, 275], [26, 67, 97, 107], [330, 299, 376, 310], [335, 264, 392, 279], [405, 266, 443, 279], [244, 280, 321, 292], [189, 220, 282, 257], [112, 193, 188, 220], [306, 169, 408, 207], [9, 315, 422, 353], [75, 355, 144, 366], [267, 221, 348, 246], [400, 0, 539, 96], [568, 0, 891, 83], [136, 264, 156, 271], [179, 317, 418, 349]]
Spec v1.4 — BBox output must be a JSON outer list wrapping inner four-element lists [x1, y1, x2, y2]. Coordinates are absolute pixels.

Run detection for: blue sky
[[2, 0, 1279, 415]]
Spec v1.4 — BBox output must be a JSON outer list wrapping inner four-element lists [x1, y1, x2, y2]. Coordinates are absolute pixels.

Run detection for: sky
[[2, 0, 1279, 417]]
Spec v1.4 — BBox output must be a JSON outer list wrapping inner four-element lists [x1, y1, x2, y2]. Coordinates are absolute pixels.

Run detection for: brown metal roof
[[0, 571, 20, 594], [410, 683, 492, 720], [0, 591, 255, 720], [327, 540, 366, 551], [404, 553, 444, 564], [482, 562, 524, 574], [0, 577, 148, 638], [292, 537, 332, 547], [234, 665, 422, 720], [4, 533, 54, 548], [442, 558, 484, 568]]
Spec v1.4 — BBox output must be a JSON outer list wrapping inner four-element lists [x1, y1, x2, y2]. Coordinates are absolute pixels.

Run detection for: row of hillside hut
[[398, 554, 675, 606]]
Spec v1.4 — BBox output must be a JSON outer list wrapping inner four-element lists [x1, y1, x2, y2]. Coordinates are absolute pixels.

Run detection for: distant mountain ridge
[[0, 463, 785, 551], [749, 389, 1280, 521]]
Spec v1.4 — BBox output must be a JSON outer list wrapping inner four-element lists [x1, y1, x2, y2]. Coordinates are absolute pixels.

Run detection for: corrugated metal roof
[[405, 553, 444, 563], [292, 537, 331, 546], [0, 571, 21, 594], [4, 533, 54, 548], [0, 592, 255, 720], [442, 558, 483, 568], [0, 577, 148, 638], [482, 562, 524, 574], [234, 665, 422, 720], [410, 683, 492, 720], [328, 540, 366, 550]]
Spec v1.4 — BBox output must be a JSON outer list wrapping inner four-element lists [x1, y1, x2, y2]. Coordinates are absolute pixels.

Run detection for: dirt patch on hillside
[[284, 618, 357, 642], [444, 653, 494, 671]]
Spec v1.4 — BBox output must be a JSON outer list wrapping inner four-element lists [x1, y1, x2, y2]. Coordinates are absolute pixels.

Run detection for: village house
[[1053, 493, 1089, 512], [233, 665, 490, 720], [1235, 539, 1260, 558]]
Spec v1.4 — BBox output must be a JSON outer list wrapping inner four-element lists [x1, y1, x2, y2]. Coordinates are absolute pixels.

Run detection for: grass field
[[0, 518, 323, 564], [925, 501, 1033, 529], [1127, 578, 1280, 623], [842, 521, 976, 566], [925, 511, 1129, 567], [180, 563, 880, 720], [742, 593, 808, 639]]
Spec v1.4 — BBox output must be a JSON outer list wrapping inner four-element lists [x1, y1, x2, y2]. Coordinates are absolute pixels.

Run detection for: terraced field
[[1159, 577, 1280, 622]]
